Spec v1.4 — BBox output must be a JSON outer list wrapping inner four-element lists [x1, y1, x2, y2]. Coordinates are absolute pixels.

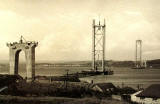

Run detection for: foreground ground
[[0, 95, 129, 104]]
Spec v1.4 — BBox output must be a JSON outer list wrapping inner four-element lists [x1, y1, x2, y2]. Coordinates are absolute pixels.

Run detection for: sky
[[0, 0, 160, 61]]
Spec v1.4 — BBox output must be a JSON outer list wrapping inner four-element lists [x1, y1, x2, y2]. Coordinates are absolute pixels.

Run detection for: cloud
[[124, 11, 142, 16], [0, 0, 160, 61]]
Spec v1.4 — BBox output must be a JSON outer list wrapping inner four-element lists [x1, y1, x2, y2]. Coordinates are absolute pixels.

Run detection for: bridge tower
[[92, 19, 106, 72], [7, 36, 38, 80], [135, 40, 142, 68]]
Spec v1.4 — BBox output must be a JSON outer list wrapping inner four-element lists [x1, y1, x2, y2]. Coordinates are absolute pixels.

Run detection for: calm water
[[1, 64, 160, 89], [80, 67, 160, 89]]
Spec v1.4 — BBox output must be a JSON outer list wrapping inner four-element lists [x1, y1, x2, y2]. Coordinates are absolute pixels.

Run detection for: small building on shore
[[131, 84, 160, 104], [92, 83, 117, 96], [131, 90, 143, 103]]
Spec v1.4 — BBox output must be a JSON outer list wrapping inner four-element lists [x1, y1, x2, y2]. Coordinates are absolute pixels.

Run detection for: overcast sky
[[0, 0, 160, 61]]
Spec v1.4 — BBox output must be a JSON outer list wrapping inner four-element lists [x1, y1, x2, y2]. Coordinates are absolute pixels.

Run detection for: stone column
[[25, 47, 35, 80], [9, 48, 17, 75]]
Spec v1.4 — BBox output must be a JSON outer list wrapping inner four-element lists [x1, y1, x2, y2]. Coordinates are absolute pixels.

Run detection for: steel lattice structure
[[135, 40, 142, 68], [92, 19, 106, 72]]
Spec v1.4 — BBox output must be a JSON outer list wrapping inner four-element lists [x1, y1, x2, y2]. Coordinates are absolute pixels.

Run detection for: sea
[[1, 64, 160, 89]]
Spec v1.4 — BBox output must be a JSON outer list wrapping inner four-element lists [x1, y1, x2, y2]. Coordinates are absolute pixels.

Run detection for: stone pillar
[[25, 47, 35, 80], [9, 48, 17, 75]]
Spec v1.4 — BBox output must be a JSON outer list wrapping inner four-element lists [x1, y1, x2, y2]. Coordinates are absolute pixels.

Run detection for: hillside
[[147, 59, 160, 68], [1, 59, 160, 68]]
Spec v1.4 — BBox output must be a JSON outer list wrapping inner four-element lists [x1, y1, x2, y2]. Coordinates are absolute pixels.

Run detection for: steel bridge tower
[[92, 19, 106, 72], [135, 40, 142, 68]]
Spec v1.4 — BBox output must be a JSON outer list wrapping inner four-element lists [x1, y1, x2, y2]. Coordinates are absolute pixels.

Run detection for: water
[[80, 67, 160, 89], [1, 64, 160, 89]]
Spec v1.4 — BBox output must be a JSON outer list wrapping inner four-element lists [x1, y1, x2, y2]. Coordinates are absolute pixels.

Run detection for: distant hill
[[1, 59, 160, 68], [147, 59, 160, 68], [35, 60, 135, 67], [107, 60, 134, 67], [35, 59, 160, 68]]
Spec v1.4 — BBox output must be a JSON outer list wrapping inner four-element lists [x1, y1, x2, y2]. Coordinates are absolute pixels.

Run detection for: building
[[131, 90, 143, 103], [92, 83, 116, 94], [131, 84, 160, 104]]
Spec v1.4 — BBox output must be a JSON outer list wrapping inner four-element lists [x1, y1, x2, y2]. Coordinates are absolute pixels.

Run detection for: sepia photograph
[[0, 0, 159, 104]]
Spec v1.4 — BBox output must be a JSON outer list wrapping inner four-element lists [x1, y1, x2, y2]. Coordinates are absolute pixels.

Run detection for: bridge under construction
[[134, 40, 146, 69]]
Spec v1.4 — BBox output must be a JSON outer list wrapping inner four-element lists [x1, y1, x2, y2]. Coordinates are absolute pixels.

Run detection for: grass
[[0, 95, 130, 104]]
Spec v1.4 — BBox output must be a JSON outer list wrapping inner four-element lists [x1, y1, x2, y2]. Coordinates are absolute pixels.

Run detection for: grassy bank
[[0, 95, 129, 104]]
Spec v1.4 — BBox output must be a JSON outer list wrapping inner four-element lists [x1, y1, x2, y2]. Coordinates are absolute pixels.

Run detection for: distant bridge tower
[[7, 36, 38, 81], [92, 19, 106, 72], [135, 40, 142, 68]]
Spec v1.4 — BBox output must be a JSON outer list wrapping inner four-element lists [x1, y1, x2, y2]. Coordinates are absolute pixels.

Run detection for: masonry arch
[[15, 49, 28, 78], [7, 38, 38, 80], [14, 49, 22, 75]]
